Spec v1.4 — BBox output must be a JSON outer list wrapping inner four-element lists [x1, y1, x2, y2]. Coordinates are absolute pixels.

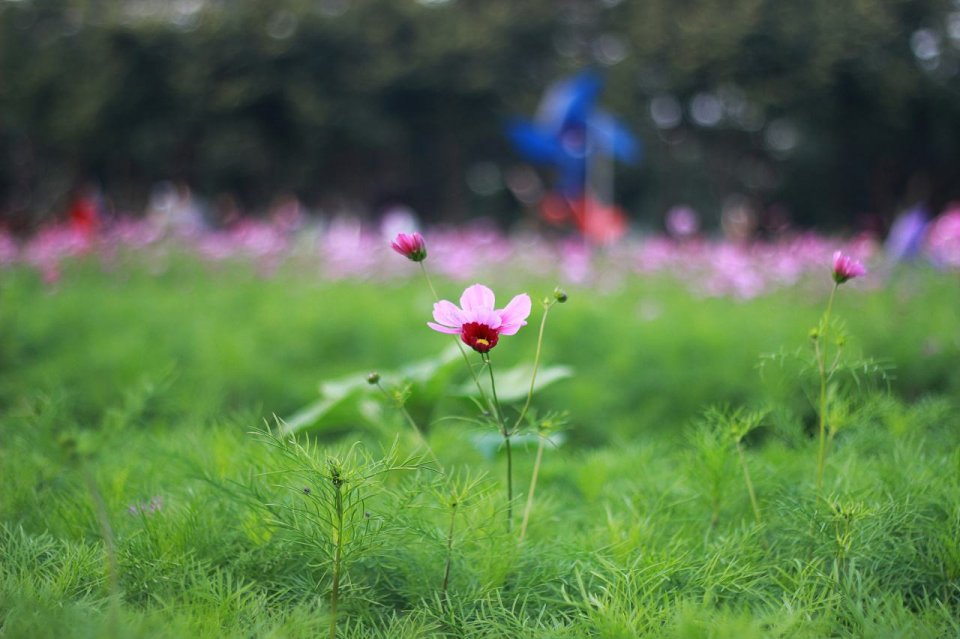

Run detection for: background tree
[[1, 0, 958, 231]]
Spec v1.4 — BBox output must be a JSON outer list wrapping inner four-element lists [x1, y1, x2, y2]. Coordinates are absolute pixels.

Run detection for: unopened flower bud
[[367, 372, 380, 385], [832, 251, 866, 284], [390, 232, 427, 262], [554, 288, 568, 303]]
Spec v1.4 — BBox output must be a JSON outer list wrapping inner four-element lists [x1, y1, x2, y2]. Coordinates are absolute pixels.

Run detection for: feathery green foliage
[[1, 258, 958, 636]]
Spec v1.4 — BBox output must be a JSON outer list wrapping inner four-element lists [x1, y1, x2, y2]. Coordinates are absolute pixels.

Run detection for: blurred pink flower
[[0, 231, 18, 266], [391, 232, 427, 262], [428, 283, 531, 353], [0, 212, 891, 301], [925, 207, 960, 269], [832, 251, 866, 284]]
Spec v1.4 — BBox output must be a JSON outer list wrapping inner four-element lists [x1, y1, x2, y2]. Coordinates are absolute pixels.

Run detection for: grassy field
[[1, 255, 959, 638]]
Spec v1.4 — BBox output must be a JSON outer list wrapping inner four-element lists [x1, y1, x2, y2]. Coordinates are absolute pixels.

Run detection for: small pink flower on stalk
[[832, 251, 866, 284], [428, 284, 531, 353], [391, 232, 427, 262]]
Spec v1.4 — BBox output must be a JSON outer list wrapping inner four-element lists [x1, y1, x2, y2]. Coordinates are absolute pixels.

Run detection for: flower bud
[[553, 287, 568, 303], [366, 372, 380, 385], [832, 251, 866, 284], [390, 232, 427, 262]]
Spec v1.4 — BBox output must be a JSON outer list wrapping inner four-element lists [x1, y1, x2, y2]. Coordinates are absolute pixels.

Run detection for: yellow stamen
[[475, 338, 490, 347]]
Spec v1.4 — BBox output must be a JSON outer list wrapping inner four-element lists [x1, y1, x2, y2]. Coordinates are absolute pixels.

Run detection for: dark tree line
[[1, 0, 959, 231]]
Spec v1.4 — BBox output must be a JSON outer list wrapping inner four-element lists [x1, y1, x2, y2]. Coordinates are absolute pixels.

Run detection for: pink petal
[[461, 307, 502, 329], [460, 284, 496, 312], [432, 300, 463, 328], [427, 321, 461, 334], [496, 293, 531, 335]]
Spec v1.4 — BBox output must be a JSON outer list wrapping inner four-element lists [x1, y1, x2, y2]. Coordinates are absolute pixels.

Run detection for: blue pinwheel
[[507, 71, 641, 199]]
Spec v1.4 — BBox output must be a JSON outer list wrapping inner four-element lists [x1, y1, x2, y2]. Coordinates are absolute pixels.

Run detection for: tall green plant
[[254, 430, 423, 639]]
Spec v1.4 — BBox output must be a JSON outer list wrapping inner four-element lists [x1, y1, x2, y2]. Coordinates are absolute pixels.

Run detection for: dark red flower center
[[460, 322, 499, 353]]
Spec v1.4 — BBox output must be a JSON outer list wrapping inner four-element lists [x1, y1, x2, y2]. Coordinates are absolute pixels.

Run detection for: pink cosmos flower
[[832, 251, 867, 284], [428, 283, 531, 353], [391, 232, 427, 262]]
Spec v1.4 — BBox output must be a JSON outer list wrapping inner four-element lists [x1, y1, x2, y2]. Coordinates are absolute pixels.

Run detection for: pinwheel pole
[[584, 122, 615, 240]]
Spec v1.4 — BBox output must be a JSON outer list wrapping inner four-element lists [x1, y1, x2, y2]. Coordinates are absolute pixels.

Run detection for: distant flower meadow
[[3, 206, 959, 299]]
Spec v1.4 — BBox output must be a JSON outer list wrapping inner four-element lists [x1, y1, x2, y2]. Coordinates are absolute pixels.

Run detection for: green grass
[[1, 256, 959, 637]]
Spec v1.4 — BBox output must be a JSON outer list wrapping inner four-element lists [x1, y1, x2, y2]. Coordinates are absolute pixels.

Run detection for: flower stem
[[441, 504, 457, 599], [514, 301, 553, 431], [418, 261, 439, 300], [518, 433, 546, 543], [329, 477, 344, 639], [82, 467, 120, 601], [516, 300, 555, 544], [735, 440, 762, 526], [815, 283, 838, 499], [483, 354, 505, 432], [484, 353, 512, 531], [505, 437, 513, 531]]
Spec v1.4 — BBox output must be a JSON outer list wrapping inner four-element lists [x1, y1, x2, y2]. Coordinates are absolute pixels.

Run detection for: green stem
[[418, 261, 439, 300], [823, 283, 838, 335], [484, 353, 505, 433], [514, 301, 553, 431], [441, 505, 457, 599], [815, 376, 827, 498], [735, 440, 762, 526], [484, 353, 512, 530], [815, 283, 838, 499], [516, 300, 557, 543], [505, 437, 513, 531], [329, 480, 344, 639], [518, 434, 546, 543], [83, 468, 120, 603]]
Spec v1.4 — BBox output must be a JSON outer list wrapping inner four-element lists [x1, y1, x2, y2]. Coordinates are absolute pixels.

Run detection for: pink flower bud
[[832, 251, 866, 284], [390, 232, 427, 262]]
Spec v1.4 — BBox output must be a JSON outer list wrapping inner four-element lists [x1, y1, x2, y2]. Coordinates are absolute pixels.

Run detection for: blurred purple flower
[[665, 206, 700, 239], [885, 206, 928, 263]]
